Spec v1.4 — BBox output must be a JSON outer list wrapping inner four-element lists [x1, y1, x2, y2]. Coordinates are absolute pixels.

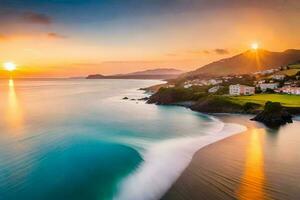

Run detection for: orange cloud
[[214, 48, 230, 54], [0, 32, 67, 42], [187, 49, 230, 55], [47, 32, 67, 39]]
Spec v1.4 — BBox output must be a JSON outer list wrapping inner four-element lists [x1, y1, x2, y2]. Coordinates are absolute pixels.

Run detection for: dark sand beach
[[162, 115, 300, 200]]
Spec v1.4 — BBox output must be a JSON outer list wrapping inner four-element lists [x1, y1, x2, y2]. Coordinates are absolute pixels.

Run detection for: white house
[[258, 80, 266, 84], [258, 83, 279, 92], [264, 69, 276, 74], [166, 84, 175, 88], [183, 84, 192, 88], [284, 81, 293, 86], [222, 76, 233, 80], [272, 74, 285, 80], [229, 84, 255, 96], [208, 86, 221, 93]]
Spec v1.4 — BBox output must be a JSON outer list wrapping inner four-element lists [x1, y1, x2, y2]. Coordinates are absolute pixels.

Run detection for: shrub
[[243, 102, 261, 112]]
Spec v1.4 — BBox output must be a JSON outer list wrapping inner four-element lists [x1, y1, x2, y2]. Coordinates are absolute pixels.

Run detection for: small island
[[86, 74, 105, 79], [86, 68, 183, 80]]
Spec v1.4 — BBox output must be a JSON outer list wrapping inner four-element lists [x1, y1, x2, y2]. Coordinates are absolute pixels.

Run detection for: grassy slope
[[229, 94, 300, 107], [289, 64, 300, 69], [271, 68, 300, 76], [283, 69, 300, 76]]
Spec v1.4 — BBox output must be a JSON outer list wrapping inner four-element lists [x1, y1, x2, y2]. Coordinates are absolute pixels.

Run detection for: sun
[[3, 62, 16, 72], [251, 42, 259, 50]]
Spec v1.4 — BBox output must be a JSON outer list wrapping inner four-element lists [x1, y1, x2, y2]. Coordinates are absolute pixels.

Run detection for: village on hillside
[[177, 63, 300, 96], [146, 63, 300, 114]]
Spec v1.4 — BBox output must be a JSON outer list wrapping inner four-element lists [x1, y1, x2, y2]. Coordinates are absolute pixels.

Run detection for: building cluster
[[230, 72, 300, 95], [255, 70, 300, 95], [228, 83, 300, 96], [183, 78, 224, 88], [252, 68, 281, 76], [275, 86, 300, 95], [183, 75, 246, 89], [181, 66, 300, 96]]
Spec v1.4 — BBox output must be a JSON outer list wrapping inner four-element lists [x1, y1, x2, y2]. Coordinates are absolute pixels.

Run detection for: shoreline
[[114, 110, 247, 200], [121, 85, 300, 200], [161, 114, 300, 200]]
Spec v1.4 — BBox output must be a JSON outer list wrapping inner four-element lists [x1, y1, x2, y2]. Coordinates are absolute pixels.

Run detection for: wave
[[114, 118, 247, 200]]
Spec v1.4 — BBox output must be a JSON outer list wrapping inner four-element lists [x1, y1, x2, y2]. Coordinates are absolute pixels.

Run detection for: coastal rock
[[251, 101, 293, 127], [138, 97, 149, 101], [86, 74, 105, 79], [147, 89, 179, 104], [147, 88, 260, 114]]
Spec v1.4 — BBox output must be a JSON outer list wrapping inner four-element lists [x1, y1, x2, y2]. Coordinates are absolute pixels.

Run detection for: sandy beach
[[162, 115, 300, 200]]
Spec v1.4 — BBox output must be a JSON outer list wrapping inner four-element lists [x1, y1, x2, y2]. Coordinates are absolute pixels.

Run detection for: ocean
[[0, 79, 245, 200]]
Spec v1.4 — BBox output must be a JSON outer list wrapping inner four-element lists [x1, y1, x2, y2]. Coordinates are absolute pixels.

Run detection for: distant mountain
[[86, 68, 183, 80], [126, 68, 183, 76], [182, 49, 300, 79]]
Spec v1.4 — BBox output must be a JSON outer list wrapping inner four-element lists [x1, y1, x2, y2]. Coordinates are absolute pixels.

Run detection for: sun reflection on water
[[6, 79, 24, 135], [237, 128, 266, 200]]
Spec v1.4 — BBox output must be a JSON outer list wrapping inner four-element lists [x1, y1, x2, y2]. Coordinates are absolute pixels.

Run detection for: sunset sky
[[0, 0, 300, 78]]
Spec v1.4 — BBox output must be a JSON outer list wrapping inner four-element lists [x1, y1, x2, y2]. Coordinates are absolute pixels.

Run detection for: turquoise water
[[0, 79, 244, 200]]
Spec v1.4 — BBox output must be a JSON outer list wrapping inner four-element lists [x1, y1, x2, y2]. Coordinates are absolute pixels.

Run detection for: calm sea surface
[[0, 79, 244, 200]]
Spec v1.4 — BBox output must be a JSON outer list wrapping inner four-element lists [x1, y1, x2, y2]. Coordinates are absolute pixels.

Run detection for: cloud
[[47, 32, 67, 39], [187, 48, 230, 56], [214, 48, 229, 54], [22, 11, 52, 25], [0, 32, 67, 42], [187, 50, 207, 55]]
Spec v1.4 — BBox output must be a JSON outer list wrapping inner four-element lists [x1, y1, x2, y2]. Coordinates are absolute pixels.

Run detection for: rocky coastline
[[145, 89, 298, 128]]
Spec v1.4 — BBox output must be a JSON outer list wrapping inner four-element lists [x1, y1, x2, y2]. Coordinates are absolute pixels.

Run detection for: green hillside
[[271, 69, 300, 77], [289, 64, 300, 69], [229, 94, 300, 107]]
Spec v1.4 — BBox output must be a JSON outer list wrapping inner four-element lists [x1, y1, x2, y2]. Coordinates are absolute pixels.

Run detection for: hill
[[87, 68, 183, 80], [126, 68, 183, 76], [182, 49, 300, 79]]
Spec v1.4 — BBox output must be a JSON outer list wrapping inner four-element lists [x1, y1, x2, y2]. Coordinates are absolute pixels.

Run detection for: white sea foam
[[114, 119, 247, 200]]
